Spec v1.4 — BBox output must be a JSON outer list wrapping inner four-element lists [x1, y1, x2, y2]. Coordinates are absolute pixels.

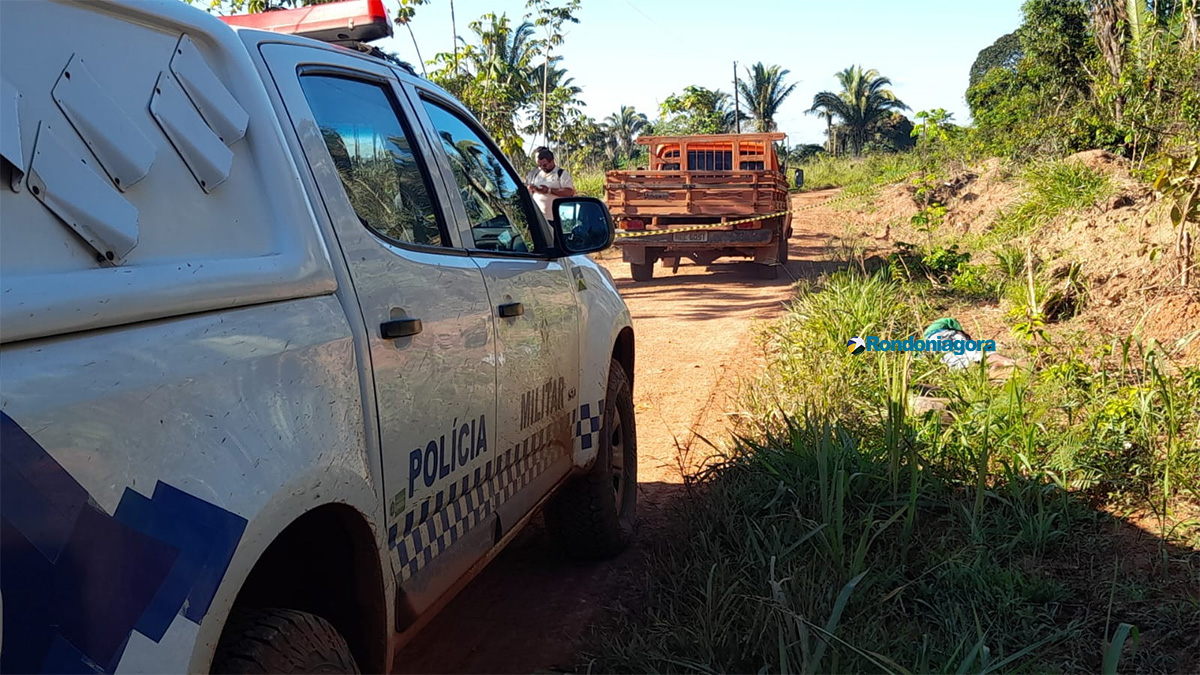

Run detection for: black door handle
[[497, 302, 524, 318], [380, 318, 422, 339]]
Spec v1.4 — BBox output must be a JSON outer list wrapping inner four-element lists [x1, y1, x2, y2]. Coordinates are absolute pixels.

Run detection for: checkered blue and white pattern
[[576, 399, 604, 451], [387, 401, 604, 580], [388, 401, 606, 580]]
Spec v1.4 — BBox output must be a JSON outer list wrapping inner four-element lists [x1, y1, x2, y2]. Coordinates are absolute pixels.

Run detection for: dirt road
[[394, 190, 841, 674]]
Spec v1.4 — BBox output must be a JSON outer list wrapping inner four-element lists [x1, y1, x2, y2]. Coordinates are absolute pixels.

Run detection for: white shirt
[[528, 166, 574, 220]]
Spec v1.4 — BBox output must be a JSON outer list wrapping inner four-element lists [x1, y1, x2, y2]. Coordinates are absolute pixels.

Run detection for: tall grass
[[745, 272, 921, 423], [589, 271, 1200, 674], [798, 153, 920, 193], [989, 159, 1115, 240], [573, 169, 606, 198]]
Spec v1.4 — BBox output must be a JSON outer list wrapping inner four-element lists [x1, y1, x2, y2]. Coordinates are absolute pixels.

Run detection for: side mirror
[[552, 196, 615, 255], [793, 168, 805, 188]]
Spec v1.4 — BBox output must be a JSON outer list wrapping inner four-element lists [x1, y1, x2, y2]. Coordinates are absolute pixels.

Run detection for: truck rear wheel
[[630, 261, 654, 282], [545, 358, 637, 559], [212, 608, 359, 674], [778, 232, 790, 264]]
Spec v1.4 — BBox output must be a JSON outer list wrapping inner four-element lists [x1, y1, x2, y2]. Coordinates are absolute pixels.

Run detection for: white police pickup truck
[[0, 1, 637, 672]]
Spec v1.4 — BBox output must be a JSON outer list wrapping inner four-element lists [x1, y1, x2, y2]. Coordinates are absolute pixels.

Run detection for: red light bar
[[220, 0, 393, 44]]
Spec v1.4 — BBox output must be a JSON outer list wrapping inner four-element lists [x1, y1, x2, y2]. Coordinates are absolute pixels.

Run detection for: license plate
[[673, 232, 708, 243]]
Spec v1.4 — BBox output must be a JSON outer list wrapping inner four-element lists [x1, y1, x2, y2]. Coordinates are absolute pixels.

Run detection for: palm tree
[[430, 13, 539, 157], [461, 14, 538, 96], [527, 59, 584, 146], [604, 106, 649, 159], [807, 65, 908, 155], [708, 90, 746, 134], [737, 63, 797, 132]]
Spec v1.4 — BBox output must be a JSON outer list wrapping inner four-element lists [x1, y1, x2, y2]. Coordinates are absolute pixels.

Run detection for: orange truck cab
[[604, 133, 792, 281]]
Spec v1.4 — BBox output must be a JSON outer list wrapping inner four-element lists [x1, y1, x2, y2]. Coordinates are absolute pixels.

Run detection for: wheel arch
[[207, 503, 388, 674], [612, 325, 635, 389]]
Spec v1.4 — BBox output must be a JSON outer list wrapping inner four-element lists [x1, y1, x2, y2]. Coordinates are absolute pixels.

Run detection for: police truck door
[[410, 91, 582, 532], [263, 45, 498, 614]]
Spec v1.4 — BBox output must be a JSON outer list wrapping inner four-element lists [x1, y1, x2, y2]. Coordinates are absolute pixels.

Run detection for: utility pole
[[733, 61, 741, 134]]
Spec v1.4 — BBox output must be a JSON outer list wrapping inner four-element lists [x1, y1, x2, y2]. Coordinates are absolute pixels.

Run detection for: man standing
[[526, 147, 575, 222]]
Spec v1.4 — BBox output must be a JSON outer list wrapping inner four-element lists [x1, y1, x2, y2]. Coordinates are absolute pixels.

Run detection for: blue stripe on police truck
[[388, 400, 604, 580], [0, 411, 248, 674]]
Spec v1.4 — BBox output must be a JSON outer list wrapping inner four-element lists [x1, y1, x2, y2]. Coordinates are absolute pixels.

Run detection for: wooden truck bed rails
[[604, 170, 787, 218]]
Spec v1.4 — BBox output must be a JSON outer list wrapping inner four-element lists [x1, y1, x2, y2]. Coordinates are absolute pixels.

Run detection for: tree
[[786, 143, 825, 164], [656, 86, 746, 135], [604, 106, 649, 159], [869, 112, 916, 152], [559, 114, 618, 170], [524, 58, 586, 145], [1018, 0, 1095, 98], [429, 13, 540, 157], [527, 0, 581, 147], [968, 32, 1022, 90], [736, 62, 797, 132], [807, 65, 908, 155]]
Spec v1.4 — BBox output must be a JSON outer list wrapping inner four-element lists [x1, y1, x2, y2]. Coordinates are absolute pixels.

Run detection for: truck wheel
[[212, 608, 359, 674], [630, 261, 654, 282], [546, 358, 637, 559], [778, 233, 790, 264]]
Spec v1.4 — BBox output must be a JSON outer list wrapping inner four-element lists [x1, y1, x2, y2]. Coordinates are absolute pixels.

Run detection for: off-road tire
[[212, 608, 359, 674], [545, 359, 637, 559], [630, 261, 654, 282]]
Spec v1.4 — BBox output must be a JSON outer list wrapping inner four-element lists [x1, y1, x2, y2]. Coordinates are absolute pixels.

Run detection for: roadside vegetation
[[589, 266, 1199, 673], [587, 1, 1199, 672], [797, 153, 920, 193]]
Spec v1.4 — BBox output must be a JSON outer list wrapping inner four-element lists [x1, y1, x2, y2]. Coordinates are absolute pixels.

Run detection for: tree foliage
[[526, 0, 581, 145], [967, 0, 1200, 160], [605, 106, 650, 160], [807, 66, 909, 156], [968, 32, 1022, 90], [655, 86, 746, 135], [428, 13, 540, 158], [737, 62, 797, 133]]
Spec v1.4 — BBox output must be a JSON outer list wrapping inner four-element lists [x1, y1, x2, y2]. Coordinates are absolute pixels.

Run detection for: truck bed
[[605, 170, 788, 218]]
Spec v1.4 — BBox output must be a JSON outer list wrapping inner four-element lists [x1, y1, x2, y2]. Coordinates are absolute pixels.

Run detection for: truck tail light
[[219, 0, 393, 44], [620, 219, 645, 231], [734, 220, 761, 230]]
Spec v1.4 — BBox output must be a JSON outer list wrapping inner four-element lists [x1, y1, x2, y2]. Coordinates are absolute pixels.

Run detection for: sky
[[374, 0, 1025, 146]]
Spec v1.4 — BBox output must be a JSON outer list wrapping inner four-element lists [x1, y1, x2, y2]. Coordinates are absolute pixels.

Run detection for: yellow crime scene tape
[[613, 170, 909, 239]]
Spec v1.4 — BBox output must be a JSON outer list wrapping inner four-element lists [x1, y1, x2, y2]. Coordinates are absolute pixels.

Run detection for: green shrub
[[922, 245, 971, 282], [1023, 160, 1113, 216], [993, 244, 1028, 281], [948, 263, 999, 300]]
